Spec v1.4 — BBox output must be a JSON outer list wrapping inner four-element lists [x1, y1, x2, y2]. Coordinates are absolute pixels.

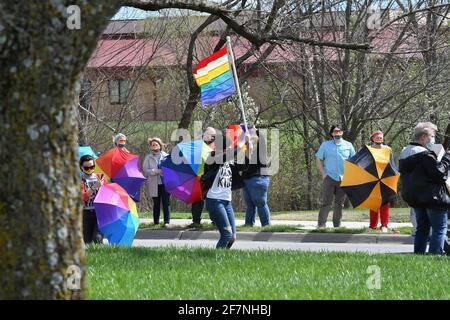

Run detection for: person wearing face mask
[[315, 125, 356, 229], [367, 130, 392, 232], [113, 133, 130, 153], [143, 137, 171, 226], [399, 122, 450, 255], [80, 155, 105, 244]]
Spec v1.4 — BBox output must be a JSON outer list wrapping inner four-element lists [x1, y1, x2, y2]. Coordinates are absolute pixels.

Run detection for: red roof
[[87, 27, 422, 70]]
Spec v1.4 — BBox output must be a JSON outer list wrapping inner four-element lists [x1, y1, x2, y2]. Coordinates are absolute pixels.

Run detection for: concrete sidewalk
[[136, 229, 414, 244], [133, 239, 414, 253], [137, 218, 414, 245]]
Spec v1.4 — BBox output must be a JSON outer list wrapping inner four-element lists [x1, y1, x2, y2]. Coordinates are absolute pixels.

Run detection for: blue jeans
[[413, 207, 448, 255], [243, 176, 271, 226], [206, 198, 236, 249]]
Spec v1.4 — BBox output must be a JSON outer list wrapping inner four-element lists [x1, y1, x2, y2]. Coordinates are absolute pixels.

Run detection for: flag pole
[[226, 36, 249, 136]]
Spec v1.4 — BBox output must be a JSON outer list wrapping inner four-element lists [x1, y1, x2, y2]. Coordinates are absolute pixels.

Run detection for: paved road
[[133, 239, 413, 254]]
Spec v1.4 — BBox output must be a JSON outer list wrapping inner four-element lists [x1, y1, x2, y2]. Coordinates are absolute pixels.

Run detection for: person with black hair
[[80, 154, 104, 244], [315, 125, 356, 228]]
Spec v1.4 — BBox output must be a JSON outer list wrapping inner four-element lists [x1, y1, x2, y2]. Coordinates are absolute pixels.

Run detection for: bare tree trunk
[[302, 113, 313, 210], [0, 1, 119, 299]]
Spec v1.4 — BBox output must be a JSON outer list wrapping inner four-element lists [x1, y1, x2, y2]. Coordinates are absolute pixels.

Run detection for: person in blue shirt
[[315, 125, 356, 228]]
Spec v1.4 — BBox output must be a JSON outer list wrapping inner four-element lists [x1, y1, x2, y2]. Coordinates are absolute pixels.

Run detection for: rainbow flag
[[193, 47, 235, 107]]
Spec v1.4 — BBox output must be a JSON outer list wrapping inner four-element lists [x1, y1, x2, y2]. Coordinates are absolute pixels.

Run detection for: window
[[108, 79, 129, 104]]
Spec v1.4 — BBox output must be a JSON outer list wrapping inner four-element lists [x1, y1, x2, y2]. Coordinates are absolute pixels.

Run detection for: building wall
[[84, 66, 302, 123]]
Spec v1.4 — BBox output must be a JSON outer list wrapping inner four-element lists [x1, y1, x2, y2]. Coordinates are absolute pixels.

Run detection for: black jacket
[[239, 130, 270, 179], [398, 143, 450, 209], [201, 138, 244, 196]]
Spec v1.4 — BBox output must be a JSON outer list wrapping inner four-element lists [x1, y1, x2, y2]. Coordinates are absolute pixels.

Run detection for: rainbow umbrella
[[95, 147, 146, 202], [93, 183, 140, 246], [78, 145, 98, 159], [161, 140, 212, 204]]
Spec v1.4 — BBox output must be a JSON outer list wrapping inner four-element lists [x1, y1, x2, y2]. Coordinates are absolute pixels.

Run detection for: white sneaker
[[102, 238, 109, 245], [381, 227, 389, 233]]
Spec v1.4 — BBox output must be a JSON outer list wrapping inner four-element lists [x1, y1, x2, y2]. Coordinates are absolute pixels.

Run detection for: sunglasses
[[83, 165, 95, 171]]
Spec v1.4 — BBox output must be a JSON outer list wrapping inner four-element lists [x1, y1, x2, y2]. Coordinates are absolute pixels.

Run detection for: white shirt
[[207, 162, 233, 201]]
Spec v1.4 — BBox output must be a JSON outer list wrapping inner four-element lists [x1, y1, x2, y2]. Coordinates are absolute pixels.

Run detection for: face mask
[[117, 143, 126, 148], [333, 135, 343, 143], [425, 136, 435, 149], [374, 141, 383, 145], [151, 148, 160, 153]]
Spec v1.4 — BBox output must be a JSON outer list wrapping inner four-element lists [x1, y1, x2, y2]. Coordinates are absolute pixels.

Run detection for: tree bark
[[0, 1, 120, 299]]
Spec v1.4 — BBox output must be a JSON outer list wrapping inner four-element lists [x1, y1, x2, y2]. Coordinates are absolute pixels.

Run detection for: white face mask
[[425, 136, 435, 149]]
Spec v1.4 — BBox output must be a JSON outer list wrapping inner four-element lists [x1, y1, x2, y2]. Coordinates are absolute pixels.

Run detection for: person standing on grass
[[242, 127, 271, 227], [189, 127, 217, 227], [202, 134, 244, 249], [80, 155, 104, 244], [143, 137, 171, 226], [315, 125, 356, 229], [367, 130, 392, 233], [399, 122, 450, 255]]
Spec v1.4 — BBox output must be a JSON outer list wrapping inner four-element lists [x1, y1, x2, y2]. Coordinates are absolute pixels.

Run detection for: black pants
[[191, 200, 204, 224], [153, 184, 171, 224], [83, 209, 102, 244]]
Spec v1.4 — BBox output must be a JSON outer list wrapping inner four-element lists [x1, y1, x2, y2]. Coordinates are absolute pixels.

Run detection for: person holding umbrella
[[367, 130, 392, 232], [143, 137, 171, 226], [80, 154, 104, 244], [399, 122, 450, 255]]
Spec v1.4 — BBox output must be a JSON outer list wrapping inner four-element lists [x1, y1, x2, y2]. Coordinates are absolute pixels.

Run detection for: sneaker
[[163, 223, 170, 228], [102, 238, 109, 245], [381, 227, 389, 233]]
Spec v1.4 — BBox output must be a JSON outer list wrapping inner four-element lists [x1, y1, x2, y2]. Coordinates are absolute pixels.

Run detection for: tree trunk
[[302, 113, 313, 210], [0, 1, 119, 299]]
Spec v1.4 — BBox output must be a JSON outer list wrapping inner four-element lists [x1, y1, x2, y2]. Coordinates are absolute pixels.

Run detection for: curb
[[135, 229, 414, 244]]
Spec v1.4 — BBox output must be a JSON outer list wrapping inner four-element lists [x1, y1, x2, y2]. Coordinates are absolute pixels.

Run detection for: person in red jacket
[[80, 155, 104, 244]]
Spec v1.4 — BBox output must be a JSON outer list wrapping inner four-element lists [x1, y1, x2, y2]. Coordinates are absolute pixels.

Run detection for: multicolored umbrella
[[93, 183, 140, 246], [95, 147, 146, 202], [161, 140, 212, 204], [341, 146, 400, 212], [78, 145, 98, 159]]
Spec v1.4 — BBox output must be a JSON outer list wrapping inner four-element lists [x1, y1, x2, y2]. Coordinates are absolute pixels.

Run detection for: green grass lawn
[[87, 246, 449, 300], [139, 207, 412, 222]]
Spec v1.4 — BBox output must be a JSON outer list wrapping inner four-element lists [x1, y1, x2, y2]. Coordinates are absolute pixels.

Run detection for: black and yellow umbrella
[[341, 146, 400, 212]]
